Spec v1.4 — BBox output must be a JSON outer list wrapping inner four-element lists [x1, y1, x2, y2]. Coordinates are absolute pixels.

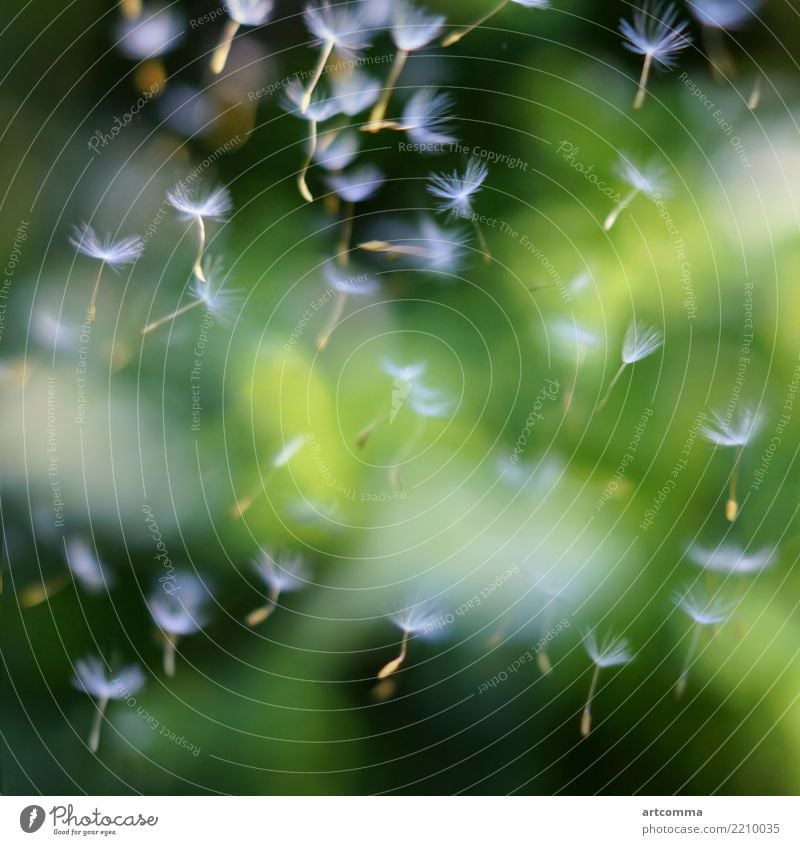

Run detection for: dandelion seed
[[701, 405, 760, 520], [231, 434, 309, 518], [365, 0, 444, 131], [330, 68, 381, 116], [65, 537, 114, 594], [72, 655, 145, 752], [619, 2, 691, 109], [284, 79, 345, 202], [595, 320, 662, 412], [141, 257, 240, 335], [114, 5, 185, 59], [604, 154, 670, 230], [580, 629, 633, 736], [428, 157, 491, 262], [686, 541, 775, 576], [377, 599, 441, 678], [245, 550, 310, 626], [687, 0, 760, 77], [355, 358, 425, 447], [325, 164, 385, 267], [673, 584, 735, 697], [441, 0, 549, 48], [316, 262, 379, 351], [365, 217, 469, 272], [398, 88, 457, 147], [147, 571, 210, 677], [70, 223, 143, 324], [301, 2, 370, 114], [314, 130, 360, 172], [211, 0, 273, 74], [166, 182, 232, 283]]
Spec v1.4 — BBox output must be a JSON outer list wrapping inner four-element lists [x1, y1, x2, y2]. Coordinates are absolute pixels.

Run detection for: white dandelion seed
[[114, 5, 185, 60], [314, 130, 360, 171], [686, 541, 775, 575], [65, 537, 114, 594], [69, 223, 143, 324], [283, 79, 345, 202], [442, 0, 549, 48], [701, 404, 761, 520], [231, 434, 309, 518], [72, 656, 145, 753], [246, 551, 311, 626], [581, 629, 633, 736], [211, 0, 274, 74], [300, 2, 371, 114], [687, 0, 760, 81], [166, 182, 232, 282], [377, 598, 442, 679], [604, 154, 671, 230], [673, 584, 735, 698], [326, 165, 385, 268], [316, 262, 379, 351], [428, 157, 491, 262], [330, 68, 381, 116], [147, 571, 211, 677], [141, 256, 240, 335], [365, 0, 445, 131], [399, 88, 457, 147], [619, 1, 691, 109], [596, 320, 663, 412]]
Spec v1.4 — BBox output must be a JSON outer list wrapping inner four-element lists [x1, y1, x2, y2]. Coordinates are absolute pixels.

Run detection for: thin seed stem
[[316, 290, 348, 352], [633, 52, 653, 110], [163, 632, 178, 677], [211, 19, 241, 75], [675, 623, 702, 699], [121, 0, 142, 20], [245, 586, 281, 626], [603, 188, 639, 231], [471, 217, 492, 263], [726, 446, 742, 521], [377, 629, 409, 679], [337, 201, 355, 266], [231, 467, 276, 519], [747, 75, 762, 110], [441, 0, 509, 47], [298, 118, 318, 203], [141, 298, 202, 335], [193, 216, 207, 282], [581, 665, 601, 737], [88, 260, 106, 325], [595, 362, 628, 412], [366, 49, 408, 131], [88, 695, 109, 753], [356, 410, 390, 448], [300, 40, 334, 113]]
